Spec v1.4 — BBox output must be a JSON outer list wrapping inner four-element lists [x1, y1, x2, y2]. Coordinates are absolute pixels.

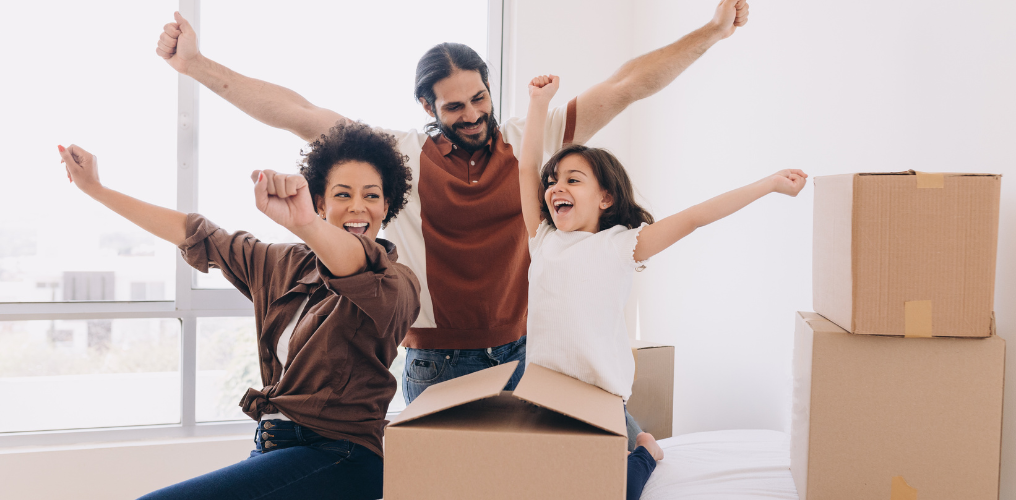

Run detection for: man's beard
[[437, 113, 498, 152]]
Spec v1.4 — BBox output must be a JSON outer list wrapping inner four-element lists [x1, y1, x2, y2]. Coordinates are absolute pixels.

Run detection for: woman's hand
[[528, 75, 560, 105], [58, 144, 103, 195], [252, 169, 318, 231], [769, 169, 808, 197]]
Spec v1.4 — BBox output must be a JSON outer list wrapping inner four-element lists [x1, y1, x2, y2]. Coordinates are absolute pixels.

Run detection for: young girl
[[519, 75, 807, 499]]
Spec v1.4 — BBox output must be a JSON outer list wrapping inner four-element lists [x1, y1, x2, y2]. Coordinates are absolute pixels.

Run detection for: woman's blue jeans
[[137, 420, 382, 500]]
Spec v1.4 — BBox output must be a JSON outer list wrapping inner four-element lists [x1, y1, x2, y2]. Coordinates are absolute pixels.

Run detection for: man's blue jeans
[[138, 420, 382, 500], [403, 336, 527, 404]]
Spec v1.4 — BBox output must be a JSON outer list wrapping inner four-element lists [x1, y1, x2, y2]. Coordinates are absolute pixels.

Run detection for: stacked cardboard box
[[793, 171, 1006, 500]]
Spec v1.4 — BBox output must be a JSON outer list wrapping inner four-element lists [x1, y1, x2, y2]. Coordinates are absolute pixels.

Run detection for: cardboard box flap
[[512, 363, 626, 437], [856, 170, 999, 177], [630, 339, 670, 349], [388, 361, 519, 427], [798, 312, 847, 334]]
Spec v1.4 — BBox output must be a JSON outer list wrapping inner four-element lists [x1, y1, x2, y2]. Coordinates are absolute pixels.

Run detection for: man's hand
[[156, 11, 199, 75], [252, 170, 318, 231], [769, 169, 808, 197], [58, 144, 103, 196], [709, 0, 749, 40], [528, 75, 560, 105]]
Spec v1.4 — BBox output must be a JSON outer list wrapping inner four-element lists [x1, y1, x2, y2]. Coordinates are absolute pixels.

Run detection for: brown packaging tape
[[632, 347, 638, 381], [904, 300, 933, 338], [890, 476, 918, 500], [915, 171, 945, 189]]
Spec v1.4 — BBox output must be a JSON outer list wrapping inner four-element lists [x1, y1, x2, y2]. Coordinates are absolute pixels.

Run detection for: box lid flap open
[[388, 361, 518, 427], [798, 311, 848, 334], [512, 364, 626, 437]]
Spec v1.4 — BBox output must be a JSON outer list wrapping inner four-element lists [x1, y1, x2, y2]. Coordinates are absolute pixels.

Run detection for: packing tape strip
[[891, 476, 918, 500], [904, 300, 933, 338], [915, 171, 945, 189]]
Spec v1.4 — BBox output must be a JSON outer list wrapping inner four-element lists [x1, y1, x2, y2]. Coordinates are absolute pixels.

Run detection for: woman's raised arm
[[59, 144, 188, 246]]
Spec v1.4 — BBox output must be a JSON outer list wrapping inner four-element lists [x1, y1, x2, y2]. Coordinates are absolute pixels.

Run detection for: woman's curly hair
[[539, 144, 654, 231], [299, 121, 412, 227]]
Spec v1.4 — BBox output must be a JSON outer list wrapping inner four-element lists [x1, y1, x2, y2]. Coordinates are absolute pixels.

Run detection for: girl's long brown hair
[[539, 144, 654, 230]]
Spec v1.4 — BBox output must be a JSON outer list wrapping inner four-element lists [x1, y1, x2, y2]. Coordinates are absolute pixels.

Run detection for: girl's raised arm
[[633, 169, 807, 262], [59, 144, 188, 246], [519, 75, 559, 238]]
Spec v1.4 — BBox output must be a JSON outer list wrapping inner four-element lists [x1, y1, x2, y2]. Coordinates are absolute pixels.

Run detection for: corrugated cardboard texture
[[812, 174, 856, 332], [627, 340, 675, 439], [814, 172, 1000, 337], [514, 363, 626, 436], [791, 312, 1005, 500]]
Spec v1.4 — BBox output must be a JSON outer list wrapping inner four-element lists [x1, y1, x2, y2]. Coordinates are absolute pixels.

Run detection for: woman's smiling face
[[316, 160, 389, 241], [544, 154, 613, 233]]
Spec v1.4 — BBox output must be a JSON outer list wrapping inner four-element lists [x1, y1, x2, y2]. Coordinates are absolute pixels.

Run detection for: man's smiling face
[[421, 69, 495, 151]]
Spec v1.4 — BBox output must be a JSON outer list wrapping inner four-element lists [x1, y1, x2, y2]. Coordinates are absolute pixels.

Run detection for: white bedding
[[640, 429, 799, 500]]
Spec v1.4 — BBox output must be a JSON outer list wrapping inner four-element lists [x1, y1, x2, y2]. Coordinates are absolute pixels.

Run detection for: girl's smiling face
[[316, 160, 389, 241], [544, 154, 613, 233]]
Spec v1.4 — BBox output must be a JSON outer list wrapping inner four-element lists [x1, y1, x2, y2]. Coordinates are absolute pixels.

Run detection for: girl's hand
[[770, 169, 808, 196], [252, 169, 318, 231], [58, 144, 103, 195], [528, 75, 560, 104]]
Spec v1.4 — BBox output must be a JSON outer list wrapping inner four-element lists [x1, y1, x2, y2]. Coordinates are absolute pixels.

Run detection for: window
[[0, 0, 503, 447]]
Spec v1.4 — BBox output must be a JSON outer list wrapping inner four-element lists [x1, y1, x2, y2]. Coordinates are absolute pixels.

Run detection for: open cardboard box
[[813, 171, 1000, 337], [791, 312, 1005, 500], [384, 361, 628, 499]]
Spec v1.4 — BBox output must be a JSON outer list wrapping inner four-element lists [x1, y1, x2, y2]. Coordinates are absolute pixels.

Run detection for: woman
[[59, 122, 420, 500]]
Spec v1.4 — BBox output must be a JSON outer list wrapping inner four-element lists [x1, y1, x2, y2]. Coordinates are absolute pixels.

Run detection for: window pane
[[0, 318, 181, 432], [196, 318, 409, 421], [195, 0, 488, 287], [196, 317, 259, 422], [0, 1, 178, 302]]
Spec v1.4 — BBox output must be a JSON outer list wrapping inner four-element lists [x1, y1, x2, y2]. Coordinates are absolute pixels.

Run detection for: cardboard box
[[791, 312, 1005, 500], [384, 361, 627, 500], [813, 171, 1000, 337], [628, 339, 675, 439]]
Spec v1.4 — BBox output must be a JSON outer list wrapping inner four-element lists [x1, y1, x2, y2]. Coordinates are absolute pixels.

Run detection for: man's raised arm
[[568, 0, 748, 145], [156, 12, 346, 143]]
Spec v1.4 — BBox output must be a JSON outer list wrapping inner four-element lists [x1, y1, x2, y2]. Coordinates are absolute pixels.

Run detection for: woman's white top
[[260, 296, 309, 421], [526, 221, 648, 401]]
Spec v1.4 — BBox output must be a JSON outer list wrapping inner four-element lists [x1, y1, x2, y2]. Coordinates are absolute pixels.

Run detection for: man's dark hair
[[299, 121, 412, 227], [414, 42, 498, 135], [539, 144, 655, 231]]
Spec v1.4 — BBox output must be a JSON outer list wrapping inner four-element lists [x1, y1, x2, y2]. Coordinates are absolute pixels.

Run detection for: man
[[156, 0, 749, 405]]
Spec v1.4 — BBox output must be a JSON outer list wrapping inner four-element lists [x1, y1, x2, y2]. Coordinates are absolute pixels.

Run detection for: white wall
[[622, 0, 1016, 496]]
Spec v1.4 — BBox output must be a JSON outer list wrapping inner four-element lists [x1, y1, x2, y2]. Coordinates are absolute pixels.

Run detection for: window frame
[[0, 0, 507, 449]]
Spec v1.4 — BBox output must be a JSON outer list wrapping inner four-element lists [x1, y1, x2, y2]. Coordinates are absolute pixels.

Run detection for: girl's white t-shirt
[[526, 221, 648, 401]]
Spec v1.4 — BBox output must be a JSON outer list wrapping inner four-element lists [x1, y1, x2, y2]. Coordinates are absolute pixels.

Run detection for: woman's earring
[[320, 213, 326, 221]]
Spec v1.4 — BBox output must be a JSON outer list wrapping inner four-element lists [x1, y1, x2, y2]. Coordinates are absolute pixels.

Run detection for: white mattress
[[640, 429, 799, 500]]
